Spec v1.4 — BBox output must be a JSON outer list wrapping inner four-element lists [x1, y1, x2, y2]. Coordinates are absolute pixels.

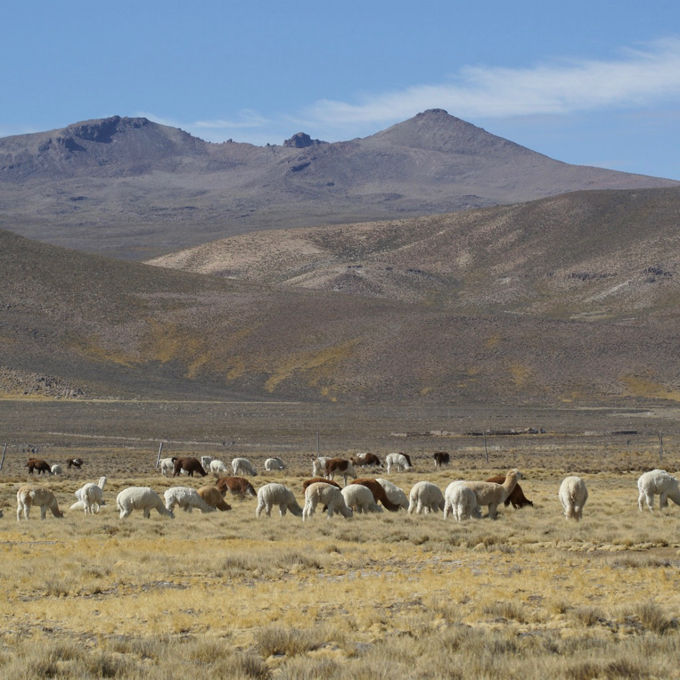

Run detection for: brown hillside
[[148, 187, 680, 321], [3, 221, 680, 405]]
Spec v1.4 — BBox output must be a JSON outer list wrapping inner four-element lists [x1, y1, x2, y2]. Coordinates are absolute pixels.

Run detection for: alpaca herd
[[8, 449, 680, 527]]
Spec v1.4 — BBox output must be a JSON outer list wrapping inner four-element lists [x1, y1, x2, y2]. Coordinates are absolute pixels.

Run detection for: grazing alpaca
[[164, 487, 216, 514], [351, 452, 382, 468], [433, 451, 450, 468], [302, 477, 342, 492], [376, 478, 409, 510], [231, 457, 257, 476], [71, 476, 107, 514], [559, 476, 588, 520], [25, 458, 52, 475], [215, 476, 257, 498], [341, 484, 382, 513], [158, 457, 176, 476], [351, 479, 402, 512], [197, 486, 232, 511], [173, 457, 207, 477], [302, 482, 353, 520], [50, 464, 63, 475], [443, 481, 481, 521], [408, 481, 445, 514], [311, 456, 330, 477], [637, 469, 680, 512], [17, 485, 64, 520], [256, 483, 303, 517], [385, 452, 412, 473], [116, 487, 174, 519], [324, 458, 357, 486], [264, 457, 286, 471], [486, 474, 534, 509], [463, 469, 522, 519], [209, 459, 229, 474], [67, 457, 84, 469]]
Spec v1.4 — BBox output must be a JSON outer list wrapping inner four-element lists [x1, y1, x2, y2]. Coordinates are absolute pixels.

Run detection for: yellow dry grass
[[1, 458, 680, 679]]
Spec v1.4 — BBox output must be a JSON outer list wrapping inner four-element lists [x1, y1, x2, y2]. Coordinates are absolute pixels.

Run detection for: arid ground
[[1, 398, 680, 679]]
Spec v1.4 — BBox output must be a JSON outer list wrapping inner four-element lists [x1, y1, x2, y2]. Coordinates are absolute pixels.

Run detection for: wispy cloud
[[305, 37, 680, 127], [135, 38, 680, 146]]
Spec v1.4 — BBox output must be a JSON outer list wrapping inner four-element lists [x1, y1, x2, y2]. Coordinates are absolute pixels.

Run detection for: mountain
[[4, 187, 680, 405], [0, 110, 676, 259]]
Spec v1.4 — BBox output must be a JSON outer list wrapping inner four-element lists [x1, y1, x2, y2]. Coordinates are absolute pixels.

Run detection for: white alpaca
[[302, 482, 353, 520], [376, 478, 409, 510], [386, 452, 412, 473], [341, 484, 382, 513], [164, 486, 216, 514], [50, 464, 63, 475], [255, 483, 302, 517], [16, 485, 64, 520], [311, 456, 329, 477], [209, 459, 229, 474], [116, 487, 174, 519], [264, 457, 286, 471], [158, 457, 175, 476], [71, 476, 107, 514], [559, 476, 588, 520], [231, 457, 257, 476], [637, 469, 680, 512], [463, 469, 522, 519], [408, 481, 445, 514], [443, 481, 481, 521]]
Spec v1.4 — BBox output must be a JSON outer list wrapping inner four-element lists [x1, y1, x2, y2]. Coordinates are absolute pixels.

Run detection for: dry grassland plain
[[1, 401, 680, 679]]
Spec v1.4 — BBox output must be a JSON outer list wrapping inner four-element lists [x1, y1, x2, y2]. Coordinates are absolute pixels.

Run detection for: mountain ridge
[[1, 110, 676, 259]]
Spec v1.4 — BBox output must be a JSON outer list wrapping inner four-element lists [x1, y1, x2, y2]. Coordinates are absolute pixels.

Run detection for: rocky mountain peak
[[283, 132, 325, 148]]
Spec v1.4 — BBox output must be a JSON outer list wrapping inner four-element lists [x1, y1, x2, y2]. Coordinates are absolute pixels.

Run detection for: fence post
[[155, 441, 164, 468], [658, 432, 664, 463], [0, 443, 7, 471]]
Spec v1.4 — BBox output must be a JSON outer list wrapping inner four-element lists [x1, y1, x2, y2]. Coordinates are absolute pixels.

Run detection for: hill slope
[[1, 110, 676, 259], [3, 220, 680, 405], [148, 187, 680, 321]]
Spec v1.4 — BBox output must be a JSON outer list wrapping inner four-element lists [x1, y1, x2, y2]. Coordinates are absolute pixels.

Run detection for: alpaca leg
[[40, 505, 47, 520], [638, 490, 645, 512], [443, 500, 451, 519], [143, 508, 151, 518], [660, 493, 668, 510], [279, 504, 287, 516], [255, 500, 265, 517], [488, 503, 498, 519]]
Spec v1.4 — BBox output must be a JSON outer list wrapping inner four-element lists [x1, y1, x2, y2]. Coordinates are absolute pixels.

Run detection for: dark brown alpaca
[[173, 457, 207, 477], [351, 479, 401, 512], [351, 453, 382, 467], [486, 474, 533, 508], [26, 458, 51, 475]]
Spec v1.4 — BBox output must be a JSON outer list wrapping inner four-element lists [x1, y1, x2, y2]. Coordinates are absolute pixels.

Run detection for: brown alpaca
[[26, 458, 52, 475], [351, 453, 382, 467], [485, 474, 533, 509], [215, 476, 257, 498], [197, 486, 232, 511], [302, 478, 342, 491], [351, 479, 402, 512], [173, 457, 207, 477]]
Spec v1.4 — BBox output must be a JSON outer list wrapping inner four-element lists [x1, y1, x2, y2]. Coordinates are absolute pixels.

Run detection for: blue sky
[[3, 0, 680, 178]]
